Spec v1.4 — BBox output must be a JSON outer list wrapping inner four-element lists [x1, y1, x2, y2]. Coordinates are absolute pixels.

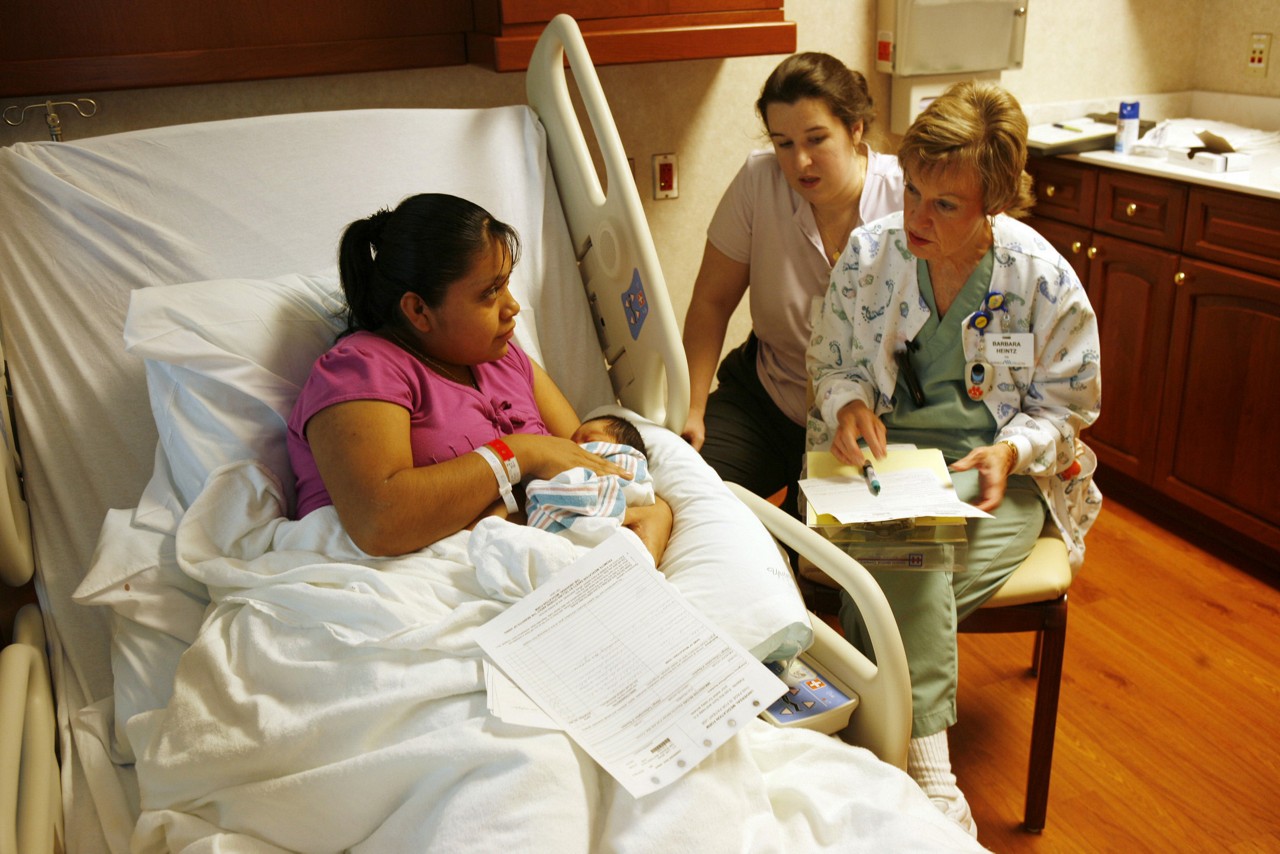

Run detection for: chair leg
[[1030, 629, 1043, 676], [1023, 595, 1068, 833]]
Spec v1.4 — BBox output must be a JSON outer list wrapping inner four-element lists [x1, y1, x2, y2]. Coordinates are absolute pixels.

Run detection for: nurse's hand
[[949, 443, 1017, 512], [831, 400, 886, 467]]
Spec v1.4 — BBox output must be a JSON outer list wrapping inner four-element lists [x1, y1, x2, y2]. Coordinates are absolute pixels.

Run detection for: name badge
[[984, 333, 1034, 367]]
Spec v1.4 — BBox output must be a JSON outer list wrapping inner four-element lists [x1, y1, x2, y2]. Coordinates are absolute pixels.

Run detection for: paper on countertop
[[475, 532, 786, 799], [1138, 118, 1280, 153], [800, 446, 993, 525]]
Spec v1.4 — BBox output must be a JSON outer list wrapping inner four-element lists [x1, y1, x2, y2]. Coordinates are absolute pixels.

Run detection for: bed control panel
[[759, 655, 860, 735]]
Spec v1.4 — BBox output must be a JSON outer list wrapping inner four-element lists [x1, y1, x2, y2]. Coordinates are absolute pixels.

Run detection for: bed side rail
[[0, 604, 61, 854], [526, 14, 690, 434], [0, 337, 34, 588], [727, 483, 911, 770]]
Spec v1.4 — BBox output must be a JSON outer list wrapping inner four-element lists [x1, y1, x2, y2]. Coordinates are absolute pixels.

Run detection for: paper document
[[484, 661, 559, 730], [475, 532, 786, 798], [799, 447, 992, 524]]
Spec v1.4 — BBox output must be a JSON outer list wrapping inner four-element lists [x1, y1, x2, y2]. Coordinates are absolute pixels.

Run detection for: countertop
[[1061, 148, 1280, 201]]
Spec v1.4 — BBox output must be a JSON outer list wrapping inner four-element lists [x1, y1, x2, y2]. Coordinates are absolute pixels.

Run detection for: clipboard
[[801, 447, 967, 535], [1026, 118, 1116, 155]]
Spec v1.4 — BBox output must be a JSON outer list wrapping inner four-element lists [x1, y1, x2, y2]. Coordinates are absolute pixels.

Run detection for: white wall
[[3, 0, 1277, 352]]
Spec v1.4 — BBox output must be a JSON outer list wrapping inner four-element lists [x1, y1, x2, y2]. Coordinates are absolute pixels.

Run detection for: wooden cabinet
[[1155, 258, 1280, 553], [1083, 234, 1178, 483], [470, 1, 796, 71], [0, 0, 474, 96], [1026, 157, 1280, 563], [0, 0, 794, 96]]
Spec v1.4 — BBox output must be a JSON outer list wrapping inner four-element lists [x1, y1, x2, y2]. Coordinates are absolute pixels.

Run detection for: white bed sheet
[[0, 106, 615, 851], [116, 459, 979, 853]]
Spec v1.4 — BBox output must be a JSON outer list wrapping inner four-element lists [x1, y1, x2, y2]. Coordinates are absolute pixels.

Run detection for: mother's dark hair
[[756, 52, 876, 135], [337, 193, 521, 335]]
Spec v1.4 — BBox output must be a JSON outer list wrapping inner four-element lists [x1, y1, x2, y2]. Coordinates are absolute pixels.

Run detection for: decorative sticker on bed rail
[[622, 269, 648, 340]]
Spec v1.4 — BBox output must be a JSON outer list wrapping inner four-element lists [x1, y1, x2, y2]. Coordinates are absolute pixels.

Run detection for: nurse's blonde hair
[[898, 80, 1035, 219]]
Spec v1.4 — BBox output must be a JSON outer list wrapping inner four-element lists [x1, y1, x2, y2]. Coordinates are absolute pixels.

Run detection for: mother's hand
[[949, 443, 1018, 512], [505, 434, 633, 481], [624, 497, 674, 567]]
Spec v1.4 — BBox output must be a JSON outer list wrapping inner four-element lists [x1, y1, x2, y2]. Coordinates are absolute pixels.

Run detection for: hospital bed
[[0, 15, 982, 852]]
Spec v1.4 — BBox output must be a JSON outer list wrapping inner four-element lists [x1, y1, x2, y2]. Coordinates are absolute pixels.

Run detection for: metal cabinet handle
[[1086, 246, 1099, 259], [1174, 271, 1186, 284], [1070, 241, 1082, 254], [1126, 203, 1138, 217], [1045, 184, 1057, 198]]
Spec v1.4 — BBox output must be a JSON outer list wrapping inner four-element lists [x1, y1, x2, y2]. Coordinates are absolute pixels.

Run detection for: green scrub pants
[[839, 469, 1045, 737]]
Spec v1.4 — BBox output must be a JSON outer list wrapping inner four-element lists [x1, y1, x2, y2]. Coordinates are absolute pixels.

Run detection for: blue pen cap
[[1119, 101, 1140, 119]]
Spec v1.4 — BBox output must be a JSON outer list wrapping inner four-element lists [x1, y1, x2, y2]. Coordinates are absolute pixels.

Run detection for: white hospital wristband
[[474, 445, 519, 513]]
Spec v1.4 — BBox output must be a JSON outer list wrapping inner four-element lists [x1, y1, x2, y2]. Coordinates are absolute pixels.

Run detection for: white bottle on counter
[[1114, 101, 1140, 155]]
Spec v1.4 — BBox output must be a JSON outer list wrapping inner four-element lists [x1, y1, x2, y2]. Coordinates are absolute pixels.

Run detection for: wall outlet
[[653, 153, 678, 200], [1248, 32, 1271, 77]]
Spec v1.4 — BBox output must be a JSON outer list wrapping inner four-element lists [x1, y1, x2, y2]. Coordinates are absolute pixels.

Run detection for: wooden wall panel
[[0, 0, 794, 96], [471, 1, 794, 72], [0, 0, 470, 97]]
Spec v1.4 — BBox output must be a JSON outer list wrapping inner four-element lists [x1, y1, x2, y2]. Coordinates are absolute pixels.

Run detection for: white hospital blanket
[[129, 461, 983, 853]]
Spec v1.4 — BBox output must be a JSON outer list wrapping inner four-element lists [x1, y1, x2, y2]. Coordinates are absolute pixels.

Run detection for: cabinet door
[[1024, 215, 1092, 289], [1154, 259, 1280, 553], [1085, 234, 1178, 481]]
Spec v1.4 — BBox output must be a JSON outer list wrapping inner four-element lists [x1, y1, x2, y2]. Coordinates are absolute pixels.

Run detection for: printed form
[[475, 532, 786, 798], [800, 446, 994, 524]]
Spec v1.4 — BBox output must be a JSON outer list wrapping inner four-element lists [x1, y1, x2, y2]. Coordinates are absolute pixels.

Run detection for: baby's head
[[572, 415, 647, 457]]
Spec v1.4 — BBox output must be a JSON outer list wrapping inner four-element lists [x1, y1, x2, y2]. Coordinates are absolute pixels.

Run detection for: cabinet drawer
[[1024, 215, 1092, 288], [1095, 171, 1187, 250], [1026, 157, 1096, 228], [1183, 188, 1280, 280]]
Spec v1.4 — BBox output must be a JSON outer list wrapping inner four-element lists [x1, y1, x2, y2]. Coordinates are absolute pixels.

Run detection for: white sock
[[907, 730, 978, 838]]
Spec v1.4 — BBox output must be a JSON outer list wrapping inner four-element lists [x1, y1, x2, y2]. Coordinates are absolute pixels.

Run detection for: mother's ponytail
[[337, 210, 394, 336], [335, 194, 521, 337]]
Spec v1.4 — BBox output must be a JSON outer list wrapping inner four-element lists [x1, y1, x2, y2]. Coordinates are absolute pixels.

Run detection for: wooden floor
[[950, 495, 1280, 853]]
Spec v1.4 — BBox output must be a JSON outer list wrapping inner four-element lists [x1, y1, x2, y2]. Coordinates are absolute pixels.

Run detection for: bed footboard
[[727, 483, 911, 770], [0, 604, 60, 854], [526, 15, 690, 434]]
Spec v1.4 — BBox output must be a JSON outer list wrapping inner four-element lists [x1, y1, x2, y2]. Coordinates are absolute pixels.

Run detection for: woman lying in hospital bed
[[285, 192, 673, 562], [108, 192, 987, 852]]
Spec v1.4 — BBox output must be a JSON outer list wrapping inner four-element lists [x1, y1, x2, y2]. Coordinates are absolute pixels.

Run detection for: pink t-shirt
[[287, 331, 549, 518], [707, 145, 903, 424]]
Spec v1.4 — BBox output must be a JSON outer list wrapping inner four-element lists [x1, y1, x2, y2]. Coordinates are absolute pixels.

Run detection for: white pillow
[[124, 272, 347, 531], [590, 406, 812, 663]]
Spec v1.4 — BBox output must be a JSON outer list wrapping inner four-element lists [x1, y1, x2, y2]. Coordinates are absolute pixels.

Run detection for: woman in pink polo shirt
[[681, 53, 904, 518], [287, 193, 672, 561]]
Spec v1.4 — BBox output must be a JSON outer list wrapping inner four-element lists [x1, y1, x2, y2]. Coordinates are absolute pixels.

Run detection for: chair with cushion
[[796, 526, 1076, 833], [956, 528, 1074, 833]]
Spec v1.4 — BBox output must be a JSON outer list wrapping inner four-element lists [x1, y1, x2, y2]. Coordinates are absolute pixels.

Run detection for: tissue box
[[1187, 151, 1253, 173]]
